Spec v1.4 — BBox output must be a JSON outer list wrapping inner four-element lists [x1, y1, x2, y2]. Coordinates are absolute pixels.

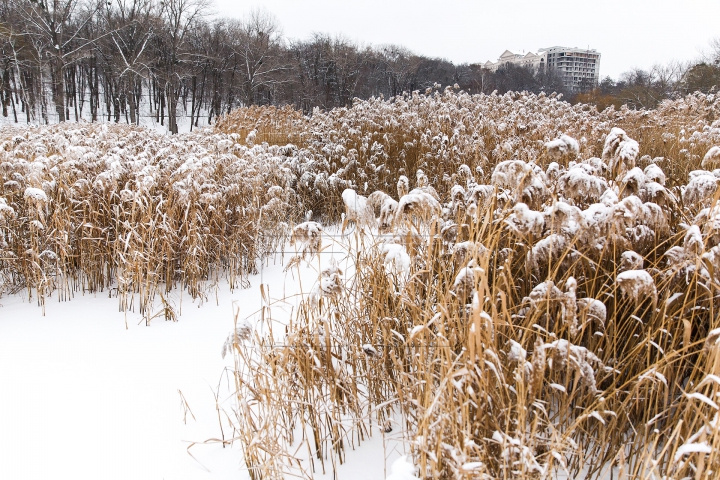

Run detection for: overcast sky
[[212, 0, 719, 80]]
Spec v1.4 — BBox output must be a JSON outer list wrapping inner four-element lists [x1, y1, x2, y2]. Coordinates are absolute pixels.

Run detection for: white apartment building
[[482, 46, 601, 92], [540, 46, 601, 92]]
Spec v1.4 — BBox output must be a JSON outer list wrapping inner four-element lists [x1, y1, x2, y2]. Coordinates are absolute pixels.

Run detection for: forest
[[1, 0, 719, 133]]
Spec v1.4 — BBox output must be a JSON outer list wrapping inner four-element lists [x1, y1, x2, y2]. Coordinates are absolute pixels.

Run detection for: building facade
[[483, 46, 601, 92], [483, 50, 547, 72]]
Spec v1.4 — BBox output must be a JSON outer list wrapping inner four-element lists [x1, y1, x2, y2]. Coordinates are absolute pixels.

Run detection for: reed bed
[[0, 123, 302, 317], [222, 92, 720, 478], [3, 89, 720, 478], [214, 105, 309, 148], [217, 89, 720, 222]]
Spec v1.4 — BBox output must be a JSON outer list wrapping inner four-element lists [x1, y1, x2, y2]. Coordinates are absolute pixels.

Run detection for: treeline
[[0, 0, 572, 132], [1, 1, 718, 133], [577, 43, 720, 111]]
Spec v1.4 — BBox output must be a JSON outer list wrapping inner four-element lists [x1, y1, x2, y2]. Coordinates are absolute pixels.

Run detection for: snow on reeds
[[0, 123, 298, 315], [221, 91, 720, 479], [4, 89, 720, 478]]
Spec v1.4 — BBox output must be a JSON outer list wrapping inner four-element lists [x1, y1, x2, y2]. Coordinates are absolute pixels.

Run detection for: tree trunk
[[87, 59, 98, 122], [167, 84, 178, 134], [50, 56, 66, 122], [196, 69, 206, 128], [159, 85, 165, 126], [9, 69, 18, 122], [71, 67, 79, 122], [129, 87, 137, 125], [78, 63, 85, 118], [189, 75, 196, 132], [1, 66, 9, 118]]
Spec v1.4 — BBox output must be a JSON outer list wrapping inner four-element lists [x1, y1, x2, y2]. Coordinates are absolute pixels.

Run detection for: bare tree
[[231, 9, 286, 106], [287, 34, 368, 111], [13, 0, 107, 122], [681, 62, 720, 94], [101, 0, 156, 124], [378, 45, 421, 97], [0, 0, 25, 121], [153, 0, 210, 133]]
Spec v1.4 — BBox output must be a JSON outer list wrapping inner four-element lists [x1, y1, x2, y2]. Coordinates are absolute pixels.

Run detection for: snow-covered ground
[[0, 105, 213, 136], [0, 281, 244, 479], [0, 231, 407, 480]]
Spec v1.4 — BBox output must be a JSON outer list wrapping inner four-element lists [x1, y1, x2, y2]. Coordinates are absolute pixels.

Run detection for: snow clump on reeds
[[616, 269, 658, 309], [342, 188, 375, 232], [701, 146, 720, 170], [544, 134, 579, 160], [603, 127, 640, 178]]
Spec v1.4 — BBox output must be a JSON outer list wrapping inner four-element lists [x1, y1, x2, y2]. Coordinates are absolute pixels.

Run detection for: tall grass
[[2, 88, 720, 478], [215, 105, 308, 148], [218, 89, 719, 221], [233, 187, 720, 478], [222, 91, 720, 478], [0, 123, 297, 316]]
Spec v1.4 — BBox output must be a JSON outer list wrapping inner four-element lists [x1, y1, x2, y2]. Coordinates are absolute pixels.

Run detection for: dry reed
[[3, 88, 720, 479], [221, 90, 720, 479]]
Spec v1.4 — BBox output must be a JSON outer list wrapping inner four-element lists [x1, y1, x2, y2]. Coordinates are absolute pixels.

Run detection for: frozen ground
[[0, 231, 408, 480]]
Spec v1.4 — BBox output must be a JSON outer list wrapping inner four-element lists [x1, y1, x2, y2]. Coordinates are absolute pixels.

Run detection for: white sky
[[211, 0, 720, 80]]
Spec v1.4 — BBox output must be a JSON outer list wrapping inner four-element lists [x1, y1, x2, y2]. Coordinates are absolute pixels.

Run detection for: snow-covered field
[[0, 273, 249, 479], [0, 234, 410, 480]]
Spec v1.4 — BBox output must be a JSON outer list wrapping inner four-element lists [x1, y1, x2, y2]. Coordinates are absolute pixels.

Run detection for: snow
[[684, 172, 719, 205], [544, 138, 567, 156], [674, 442, 712, 461], [0, 290, 241, 480], [545, 201, 586, 237], [620, 251, 644, 271], [685, 392, 720, 410], [342, 188, 374, 229], [507, 340, 527, 362], [506, 202, 544, 237], [492, 159, 532, 189], [644, 163, 666, 185], [23, 187, 48, 202], [577, 297, 607, 330], [558, 165, 608, 203], [616, 269, 658, 309], [396, 189, 441, 220], [684, 224, 703, 253], [342, 188, 368, 217], [0, 197, 16, 220], [602, 127, 639, 175], [527, 233, 567, 272], [544, 134, 579, 160], [0, 230, 410, 480], [385, 455, 419, 480], [0, 105, 215, 136], [621, 167, 646, 192], [702, 145, 720, 170], [382, 243, 411, 277], [618, 139, 640, 165]]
